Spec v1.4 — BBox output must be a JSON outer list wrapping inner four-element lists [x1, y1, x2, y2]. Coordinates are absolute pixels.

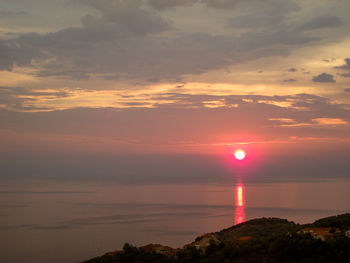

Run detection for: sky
[[1, 0, 350, 184]]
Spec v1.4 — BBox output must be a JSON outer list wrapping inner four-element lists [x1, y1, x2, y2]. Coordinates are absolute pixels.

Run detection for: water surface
[[1, 179, 349, 263]]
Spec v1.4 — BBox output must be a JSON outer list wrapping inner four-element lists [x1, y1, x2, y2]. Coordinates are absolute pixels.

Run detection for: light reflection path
[[234, 183, 246, 225]]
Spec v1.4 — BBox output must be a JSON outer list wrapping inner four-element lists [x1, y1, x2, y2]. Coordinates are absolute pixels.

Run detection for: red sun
[[234, 150, 246, 160]]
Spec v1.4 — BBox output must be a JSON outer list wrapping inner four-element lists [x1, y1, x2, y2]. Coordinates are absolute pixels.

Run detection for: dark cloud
[[338, 73, 350, 78], [0, 33, 44, 70], [148, 0, 195, 10], [298, 16, 343, 31], [0, 10, 28, 17], [312, 73, 336, 83], [201, 0, 246, 9], [147, 0, 268, 10], [175, 84, 185, 88], [226, 0, 300, 29], [283, 78, 297, 82], [77, 0, 171, 35], [288, 68, 297, 72], [148, 0, 267, 10], [322, 58, 336, 63], [0, 0, 325, 80], [0, 86, 69, 111], [0, 27, 317, 80], [335, 58, 350, 70], [0, 31, 230, 79], [344, 88, 350, 92]]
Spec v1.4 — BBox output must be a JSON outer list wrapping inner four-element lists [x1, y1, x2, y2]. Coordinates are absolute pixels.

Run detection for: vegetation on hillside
[[82, 214, 350, 263]]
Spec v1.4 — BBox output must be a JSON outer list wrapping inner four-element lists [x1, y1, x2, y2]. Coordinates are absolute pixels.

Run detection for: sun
[[234, 150, 246, 160]]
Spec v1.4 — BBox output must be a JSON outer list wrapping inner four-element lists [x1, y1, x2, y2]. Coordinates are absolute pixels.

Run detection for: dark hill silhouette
[[82, 213, 350, 263]]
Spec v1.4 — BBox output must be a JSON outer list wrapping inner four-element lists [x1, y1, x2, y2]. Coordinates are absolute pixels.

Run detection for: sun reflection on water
[[235, 184, 246, 225]]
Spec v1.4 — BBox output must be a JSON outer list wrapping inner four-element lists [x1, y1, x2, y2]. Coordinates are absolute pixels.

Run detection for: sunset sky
[[1, 0, 350, 183]]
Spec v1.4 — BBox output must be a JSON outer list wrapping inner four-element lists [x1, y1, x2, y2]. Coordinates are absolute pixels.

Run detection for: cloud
[[0, 86, 69, 111], [0, 33, 44, 70], [0, 10, 28, 17], [77, 0, 171, 35], [283, 78, 297, 82], [335, 58, 350, 70], [0, 0, 327, 81], [313, 118, 349, 125], [288, 68, 297, 72], [149, 0, 258, 10], [175, 83, 185, 88], [0, 93, 349, 143], [0, 27, 317, 80], [312, 73, 336, 83], [322, 58, 336, 63], [225, 0, 300, 29], [0, 91, 349, 184], [338, 73, 350, 78], [148, 0, 196, 10], [299, 16, 343, 31], [344, 88, 350, 92], [201, 0, 246, 9]]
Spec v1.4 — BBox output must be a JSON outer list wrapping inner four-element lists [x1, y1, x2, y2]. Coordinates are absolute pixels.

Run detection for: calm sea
[[1, 179, 350, 263]]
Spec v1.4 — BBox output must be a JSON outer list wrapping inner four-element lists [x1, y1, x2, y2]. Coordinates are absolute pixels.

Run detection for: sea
[[1, 179, 350, 263]]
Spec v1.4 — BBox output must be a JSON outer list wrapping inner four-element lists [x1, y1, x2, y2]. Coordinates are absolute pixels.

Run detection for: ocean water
[[1, 179, 350, 263]]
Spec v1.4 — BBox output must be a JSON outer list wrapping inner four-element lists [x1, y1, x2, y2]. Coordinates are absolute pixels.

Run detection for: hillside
[[82, 214, 350, 263]]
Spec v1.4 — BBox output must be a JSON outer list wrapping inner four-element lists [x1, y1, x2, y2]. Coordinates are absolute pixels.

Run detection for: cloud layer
[[0, 0, 348, 81]]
